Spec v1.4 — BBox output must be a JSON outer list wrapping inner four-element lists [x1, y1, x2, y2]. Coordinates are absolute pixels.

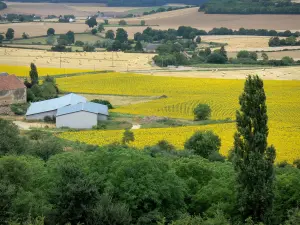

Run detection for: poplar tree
[[29, 63, 39, 85], [233, 75, 276, 224]]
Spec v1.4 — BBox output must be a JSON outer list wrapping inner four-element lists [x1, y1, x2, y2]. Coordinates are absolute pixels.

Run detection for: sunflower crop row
[[56, 72, 300, 125], [1, 64, 90, 77], [58, 121, 300, 163]]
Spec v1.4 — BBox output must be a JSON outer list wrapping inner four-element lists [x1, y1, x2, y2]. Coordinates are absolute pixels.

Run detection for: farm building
[[144, 43, 161, 53], [26, 93, 86, 120], [0, 75, 26, 106], [56, 102, 108, 129]]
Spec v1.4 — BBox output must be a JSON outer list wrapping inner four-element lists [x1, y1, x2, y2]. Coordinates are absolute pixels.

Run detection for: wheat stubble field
[[1, 4, 300, 38]]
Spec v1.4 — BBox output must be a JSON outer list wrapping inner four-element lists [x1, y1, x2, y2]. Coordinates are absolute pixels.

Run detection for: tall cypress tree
[[29, 63, 39, 85], [233, 75, 276, 224]]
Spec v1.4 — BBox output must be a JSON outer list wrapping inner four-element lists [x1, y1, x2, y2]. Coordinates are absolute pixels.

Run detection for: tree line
[[1, 76, 300, 225], [0, 1, 7, 10], [200, 0, 300, 14], [134, 26, 300, 44], [269, 36, 300, 47]]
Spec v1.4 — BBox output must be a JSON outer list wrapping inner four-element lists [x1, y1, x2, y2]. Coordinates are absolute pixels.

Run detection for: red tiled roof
[[0, 75, 26, 91]]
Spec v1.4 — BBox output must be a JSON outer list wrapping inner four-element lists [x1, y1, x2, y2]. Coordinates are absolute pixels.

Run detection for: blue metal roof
[[26, 93, 87, 116], [56, 102, 109, 117]]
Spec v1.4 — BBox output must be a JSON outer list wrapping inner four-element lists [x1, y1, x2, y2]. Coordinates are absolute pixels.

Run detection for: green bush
[[293, 159, 300, 169], [208, 151, 226, 162], [44, 116, 56, 123], [27, 129, 47, 140], [206, 53, 227, 64], [91, 28, 97, 35], [10, 103, 29, 115], [282, 56, 294, 65], [83, 43, 95, 52], [91, 99, 113, 109], [75, 40, 84, 46], [184, 130, 221, 158], [193, 104, 211, 121]]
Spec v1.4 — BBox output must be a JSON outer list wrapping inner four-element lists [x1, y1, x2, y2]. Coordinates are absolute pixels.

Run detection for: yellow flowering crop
[[0, 64, 90, 77], [56, 72, 300, 162], [56, 72, 300, 125], [58, 121, 300, 163]]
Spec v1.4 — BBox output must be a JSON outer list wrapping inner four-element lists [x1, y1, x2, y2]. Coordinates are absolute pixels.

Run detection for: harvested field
[[202, 36, 270, 51], [228, 50, 300, 60], [202, 36, 300, 52], [10, 33, 104, 45], [2, 2, 91, 16], [142, 67, 300, 80], [0, 22, 149, 39], [68, 4, 142, 13], [0, 48, 155, 71], [0, 22, 90, 39], [138, 7, 300, 31]]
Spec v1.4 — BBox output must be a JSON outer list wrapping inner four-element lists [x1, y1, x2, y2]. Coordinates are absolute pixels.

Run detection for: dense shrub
[[184, 131, 221, 158], [91, 99, 113, 109], [44, 115, 56, 123], [10, 103, 29, 115], [206, 53, 227, 64], [193, 104, 211, 120]]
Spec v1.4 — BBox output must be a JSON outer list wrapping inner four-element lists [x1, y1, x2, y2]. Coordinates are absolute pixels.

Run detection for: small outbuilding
[[26, 93, 86, 120], [56, 102, 109, 129]]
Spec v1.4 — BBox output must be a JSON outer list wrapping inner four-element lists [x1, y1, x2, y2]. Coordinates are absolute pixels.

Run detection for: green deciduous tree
[[140, 20, 146, 26], [0, 34, 4, 43], [119, 20, 127, 25], [115, 28, 128, 43], [184, 131, 221, 158], [91, 28, 97, 35], [6, 28, 14, 40], [22, 32, 29, 39], [85, 17, 97, 28], [47, 28, 55, 36], [0, 119, 26, 156], [105, 30, 115, 39], [134, 41, 143, 52], [207, 53, 227, 64], [193, 103, 211, 120], [195, 36, 201, 44], [97, 23, 105, 32], [262, 52, 269, 61], [219, 46, 228, 61], [233, 75, 276, 224], [66, 30, 75, 44], [122, 129, 134, 144]]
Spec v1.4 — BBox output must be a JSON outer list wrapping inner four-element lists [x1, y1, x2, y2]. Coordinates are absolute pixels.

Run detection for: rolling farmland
[[56, 72, 300, 162]]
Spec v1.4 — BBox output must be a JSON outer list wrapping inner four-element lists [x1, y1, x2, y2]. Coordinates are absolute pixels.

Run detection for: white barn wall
[[56, 111, 98, 129], [26, 110, 57, 120]]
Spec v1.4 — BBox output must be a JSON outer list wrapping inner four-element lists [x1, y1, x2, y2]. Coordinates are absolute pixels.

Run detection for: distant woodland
[[200, 0, 300, 14], [0, 1, 7, 10]]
